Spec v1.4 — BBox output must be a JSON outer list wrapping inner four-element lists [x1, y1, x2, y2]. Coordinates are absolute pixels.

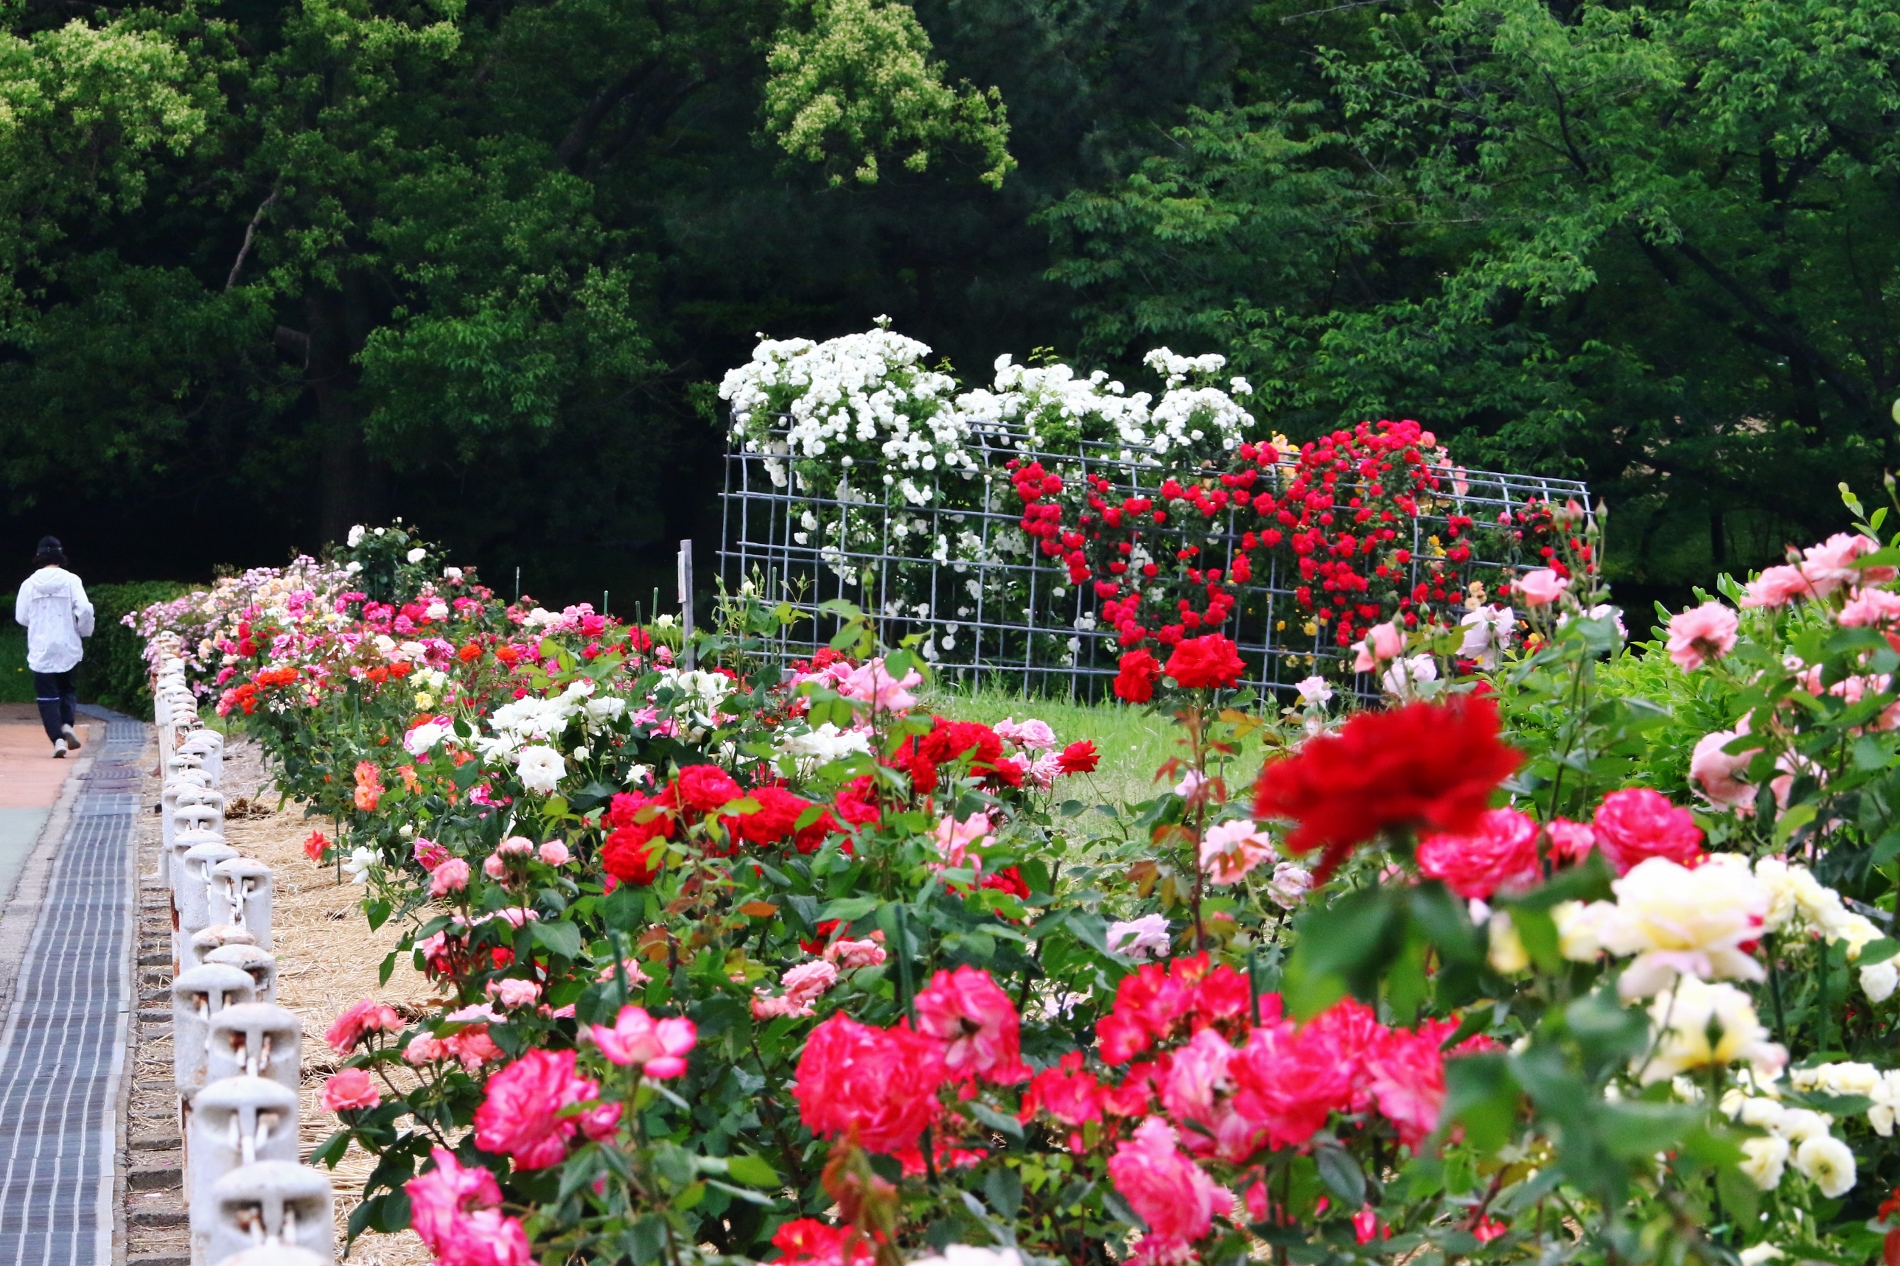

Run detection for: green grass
[[920, 683, 1266, 808], [0, 626, 29, 704]]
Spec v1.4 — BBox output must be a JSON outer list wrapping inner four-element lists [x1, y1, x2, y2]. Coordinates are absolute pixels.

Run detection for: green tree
[[1049, 0, 1900, 597]]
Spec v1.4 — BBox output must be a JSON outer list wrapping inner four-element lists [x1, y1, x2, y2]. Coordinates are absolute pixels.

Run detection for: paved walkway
[[0, 706, 140, 1264]]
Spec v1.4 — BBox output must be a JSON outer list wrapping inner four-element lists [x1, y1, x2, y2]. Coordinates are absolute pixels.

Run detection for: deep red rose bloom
[[896, 718, 1019, 791], [1254, 695, 1522, 880], [1165, 635, 1246, 689], [601, 827, 667, 884], [722, 784, 814, 845], [1057, 740, 1100, 774], [1114, 650, 1162, 703], [668, 765, 742, 815], [793, 1014, 946, 1157]]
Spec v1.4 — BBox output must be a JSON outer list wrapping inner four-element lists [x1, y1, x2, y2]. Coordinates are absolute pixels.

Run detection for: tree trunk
[[305, 282, 386, 545]]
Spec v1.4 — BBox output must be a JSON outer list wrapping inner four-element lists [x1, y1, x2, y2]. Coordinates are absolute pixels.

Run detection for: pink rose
[[497, 835, 535, 857], [1592, 788, 1703, 875], [1801, 532, 1893, 596], [1513, 568, 1570, 608], [325, 998, 402, 1054], [1414, 807, 1541, 899], [482, 854, 506, 879], [1665, 601, 1739, 671], [824, 937, 887, 969], [321, 1067, 381, 1113], [1199, 819, 1276, 886], [1545, 818, 1597, 867], [752, 960, 840, 1019], [404, 1035, 447, 1065], [407, 1147, 534, 1266], [486, 977, 542, 1009], [1741, 564, 1812, 609], [473, 1049, 614, 1170], [1352, 621, 1404, 671], [1690, 729, 1760, 813], [1840, 589, 1900, 628], [412, 837, 449, 872], [914, 965, 1027, 1083], [588, 1004, 696, 1078], [538, 841, 570, 867], [1108, 1117, 1233, 1261], [430, 857, 470, 898]]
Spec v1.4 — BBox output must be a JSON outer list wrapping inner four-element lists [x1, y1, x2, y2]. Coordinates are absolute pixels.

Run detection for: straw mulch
[[216, 737, 438, 1266]]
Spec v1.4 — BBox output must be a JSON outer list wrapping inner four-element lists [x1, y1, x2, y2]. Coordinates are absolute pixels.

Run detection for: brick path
[[0, 708, 140, 1263]]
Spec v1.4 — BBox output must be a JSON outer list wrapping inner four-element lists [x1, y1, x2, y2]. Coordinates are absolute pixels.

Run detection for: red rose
[[1254, 695, 1522, 880], [1114, 651, 1162, 703], [1057, 740, 1099, 774], [1165, 634, 1246, 689], [667, 765, 742, 815]]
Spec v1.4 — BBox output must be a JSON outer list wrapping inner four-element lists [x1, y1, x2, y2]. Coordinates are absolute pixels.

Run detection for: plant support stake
[[678, 539, 695, 669]]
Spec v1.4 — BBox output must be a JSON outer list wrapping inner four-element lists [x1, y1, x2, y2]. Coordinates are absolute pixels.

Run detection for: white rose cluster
[[1792, 1062, 1900, 1136], [718, 320, 976, 496], [477, 679, 628, 791], [957, 354, 1154, 460], [1754, 857, 1889, 995], [1720, 1081, 1858, 1196]]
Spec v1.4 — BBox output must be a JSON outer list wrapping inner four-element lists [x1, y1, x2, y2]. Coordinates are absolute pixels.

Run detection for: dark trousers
[[33, 671, 76, 743]]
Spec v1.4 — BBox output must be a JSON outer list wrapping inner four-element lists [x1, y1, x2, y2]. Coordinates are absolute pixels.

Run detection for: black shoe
[[60, 724, 81, 751]]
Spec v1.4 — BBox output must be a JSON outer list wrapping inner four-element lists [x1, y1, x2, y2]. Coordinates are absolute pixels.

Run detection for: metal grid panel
[[0, 708, 139, 1264], [721, 421, 1589, 699]]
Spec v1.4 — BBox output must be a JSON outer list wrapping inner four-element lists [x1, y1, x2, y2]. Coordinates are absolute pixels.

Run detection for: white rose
[[407, 547, 427, 563], [1637, 977, 1786, 1085], [1738, 1244, 1785, 1266], [347, 525, 366, 546], [1738, 1136, 1788, 1191], [1598, 856, 1769, 998], [908, 1249, 1025, 1266], [1793, 1134, 1856, 1197], [343, 846, 378, 884], [515, 745, 566, 795]]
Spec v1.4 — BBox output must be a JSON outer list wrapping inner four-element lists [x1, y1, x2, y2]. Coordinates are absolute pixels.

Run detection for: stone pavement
[[0, 706, 141, 1264]]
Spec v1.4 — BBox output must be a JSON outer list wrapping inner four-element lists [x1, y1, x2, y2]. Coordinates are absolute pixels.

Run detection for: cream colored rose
[[1598, 857, 1769, 998]]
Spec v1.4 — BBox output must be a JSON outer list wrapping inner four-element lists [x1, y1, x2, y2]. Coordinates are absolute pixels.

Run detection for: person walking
[[16, 537, 93, 757]]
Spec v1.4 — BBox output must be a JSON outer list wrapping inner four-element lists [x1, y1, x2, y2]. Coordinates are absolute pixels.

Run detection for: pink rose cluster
[[406, 1146, 533, 1266], [473, 1048, 622, 1170], [791, 966, 1026, 1171]]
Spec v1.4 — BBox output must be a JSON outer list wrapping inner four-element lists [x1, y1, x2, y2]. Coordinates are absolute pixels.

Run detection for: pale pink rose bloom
[[322, 1068, 381, 1112], [1199, 819, 1276, 885], [445, 1002, 501, 1024], [824, 937, 887, 968], [482, 854, 507, 879], [1351, 621, 1404, 671], [996, 717, 1058, 751], [538, 841, 570, 867], [1514, 568, 1570, 607], [1741, 564, 1812, 608], [1026, 752, 1064, 788], [838, 658, 922, 712], [1267, 863, 1312, 910], [1690, 729, 1760, 814], [752, 960, 839, 1019], [404, 1034, 448, 1065], [429, 857, 470, 897], [1174, 769, 1209, 802], [594, 959, 652, 986], [934, 812, 994, 870], [588, 1004, 696, 1077], [497, 835, 535, 857], [1840, 589, 1900, 627], [1107, 914, 1172, 959], [1666, 601, 1739, 671], [486, 977, 542, 1009], [1801, 531, 1894, 595]]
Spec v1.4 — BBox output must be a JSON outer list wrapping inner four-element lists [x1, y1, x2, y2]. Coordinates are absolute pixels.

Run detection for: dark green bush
[[0, 582, 197, 712]]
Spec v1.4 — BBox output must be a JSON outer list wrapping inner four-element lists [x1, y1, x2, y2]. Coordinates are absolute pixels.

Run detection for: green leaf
[[819, 896, 880, 923], [1314, 1144, 1366, 1205], [983, 1165, 1023, 1219], [1441, 1053, 1519, 1153], [530, 920, 584, 960], [724, 1153, 779, 1187], [1774, 802, 1818, 845], [967, 1100, 1025, 1145]]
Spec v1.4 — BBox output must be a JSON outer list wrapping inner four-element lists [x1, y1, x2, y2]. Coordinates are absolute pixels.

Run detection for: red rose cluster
[[890, 716, 1024, 792], [600, 765, 853, 885], [1113, 634, 1248, 701]]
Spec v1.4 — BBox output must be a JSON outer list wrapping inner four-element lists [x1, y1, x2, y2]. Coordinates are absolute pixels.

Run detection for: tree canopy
[[1, 0, 1894, 608]]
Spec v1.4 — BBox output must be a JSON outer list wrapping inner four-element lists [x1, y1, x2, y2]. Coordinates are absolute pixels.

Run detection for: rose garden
[[96, 322, 1900, 1266]]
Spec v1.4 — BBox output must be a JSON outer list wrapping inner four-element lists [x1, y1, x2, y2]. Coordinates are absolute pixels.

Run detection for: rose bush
[[139, 488, 1900, 1266]]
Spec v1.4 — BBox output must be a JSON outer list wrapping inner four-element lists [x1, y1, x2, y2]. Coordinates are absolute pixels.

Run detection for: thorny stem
[[1542, 650, 1591, 823]]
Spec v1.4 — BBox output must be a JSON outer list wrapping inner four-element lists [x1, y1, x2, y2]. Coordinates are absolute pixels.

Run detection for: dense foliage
[[6, 0, 1895, 604], [143, 496, 1900, 1266]]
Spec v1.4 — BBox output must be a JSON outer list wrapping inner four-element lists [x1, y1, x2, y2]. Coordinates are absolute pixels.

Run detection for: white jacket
[[16, 567, 94, 674]]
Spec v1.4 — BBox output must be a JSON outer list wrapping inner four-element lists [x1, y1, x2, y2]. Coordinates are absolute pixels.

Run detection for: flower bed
[[140, 488, 1900, 1266]]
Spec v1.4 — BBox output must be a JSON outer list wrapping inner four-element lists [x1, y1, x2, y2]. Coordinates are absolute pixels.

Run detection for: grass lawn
[[920, 683, 1270, 808]]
